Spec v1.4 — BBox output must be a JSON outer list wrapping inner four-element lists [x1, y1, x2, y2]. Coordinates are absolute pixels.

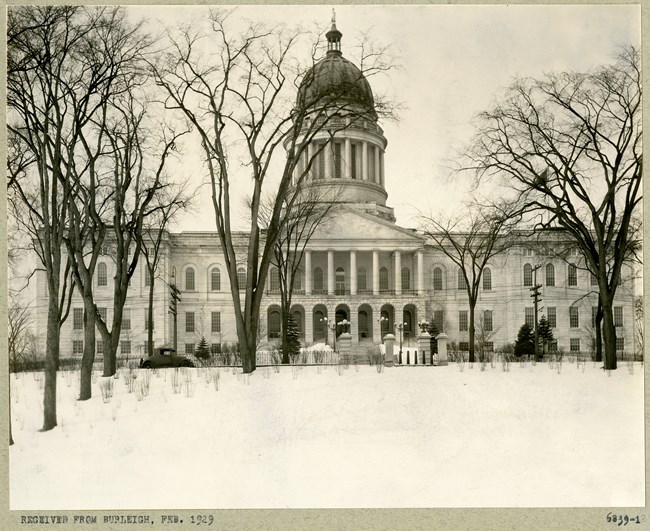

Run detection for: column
[[394, 251, 401, 295], [305, 250, 312, 295], [344, 138, 351, 179], [327, 250, 334, 295], [362, 141, 368, 181], [417, 250, 424, 295], [372, 250, 379, 295], [374, 146, 380, 184], [350, 250, 357, 295], [324, 142, 331, 179]]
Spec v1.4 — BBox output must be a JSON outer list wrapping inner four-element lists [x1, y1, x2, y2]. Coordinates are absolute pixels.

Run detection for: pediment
[[308, 205, 425, 250]]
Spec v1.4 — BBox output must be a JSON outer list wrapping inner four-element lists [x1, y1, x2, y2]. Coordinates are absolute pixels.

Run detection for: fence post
[[384, 334, 395, 366], [418, 330, 431, 365], [436, 333, 448, 366]]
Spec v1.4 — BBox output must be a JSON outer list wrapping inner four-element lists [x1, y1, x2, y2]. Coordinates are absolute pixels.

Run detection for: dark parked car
[[139, 346, 194, 369]]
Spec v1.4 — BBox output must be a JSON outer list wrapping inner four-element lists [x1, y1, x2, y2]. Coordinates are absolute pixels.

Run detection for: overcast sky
[[131, 4, 641, 231]]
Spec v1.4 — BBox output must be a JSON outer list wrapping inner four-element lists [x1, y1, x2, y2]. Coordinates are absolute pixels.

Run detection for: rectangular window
[[569, 306, 579, 328], [549, 340, 558, 352], [98, 307, 107, 322], [145, 268, 151, 287], [211, 311, 221, 333], [459, 311, 468, 332], [484, 342, 494, 352], [351, 144, 357, 178], [120, 340, 131, 355], [72, 340, 84, 355], [317, 148, 325, 179], [547, 307, 556, 328], [96, 340, 103, 355], [122, 308, 131, 331], [591, 272, 598, 286], [185, 343, 195, 355], [524, 248, 534, 257], [73, 308, 83, 330], [186, 311, 195, 333], [457, 270, 467, 290], [616, 337, 625, 351], [483, 310, 493, 332], [368, 145, 375, 180], [570, 338, 581, 352], [525, 307, 535, 327], [568, 264, 578, 286], [614, 306, 623, 327], [592, 306, 598, 328], [433, 310, 444, 332], [211, 343, 222, 355], [333, 143, 342, 178], [459, 341, 470, 351]]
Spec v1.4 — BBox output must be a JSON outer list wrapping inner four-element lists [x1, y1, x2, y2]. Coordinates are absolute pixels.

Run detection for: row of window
[[185, 311, 222, 334], [523, 263, 586, 287], [453, 337, 626, 352], [523, 306, 624, 329], [73, 308, 152, 331]]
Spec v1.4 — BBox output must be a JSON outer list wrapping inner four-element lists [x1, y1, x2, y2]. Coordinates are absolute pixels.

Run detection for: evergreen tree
[[537, 315, 554, 359], [514, 323, 535, 358], [283, 314, 301, 362], [195, 336, 210, 360]]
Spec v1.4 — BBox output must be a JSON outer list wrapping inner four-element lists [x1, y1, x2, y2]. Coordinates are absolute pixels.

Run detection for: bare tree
[[634, 296, 643, 360], [466, 46, 641, 370], [152, 11, 396, 372], [420, 203, 518, 362], [7, 6, 122, 429], [142, 180, 195, 358], [256, 184, 340, 362]]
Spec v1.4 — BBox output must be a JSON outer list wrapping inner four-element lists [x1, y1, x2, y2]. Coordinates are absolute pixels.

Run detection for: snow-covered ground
[[9, 359, 644, 509]]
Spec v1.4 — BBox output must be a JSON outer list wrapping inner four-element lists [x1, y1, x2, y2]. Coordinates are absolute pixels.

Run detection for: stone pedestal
[[338, 332, 352, 362], [436, 333, 448, 366], [418, 332, 431, 364], [383, 333, 395, 366]]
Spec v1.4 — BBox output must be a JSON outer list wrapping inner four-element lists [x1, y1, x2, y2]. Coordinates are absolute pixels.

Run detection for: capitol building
[[37, 19, 638, 360]]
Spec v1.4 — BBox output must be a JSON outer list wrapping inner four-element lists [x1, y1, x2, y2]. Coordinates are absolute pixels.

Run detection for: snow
[[9, 359, 644, 509]]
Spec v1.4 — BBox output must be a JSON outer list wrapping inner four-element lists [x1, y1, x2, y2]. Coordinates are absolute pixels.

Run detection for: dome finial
[[326, 9, 342, 54]]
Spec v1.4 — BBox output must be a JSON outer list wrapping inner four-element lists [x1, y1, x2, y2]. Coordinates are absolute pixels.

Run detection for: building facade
[[36, 19, 638, 360]]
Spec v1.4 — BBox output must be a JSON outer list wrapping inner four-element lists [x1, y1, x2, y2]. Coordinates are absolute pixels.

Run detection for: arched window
[[185, 267, 195, 291], [314, 310, 325, 338], [523, 263, 533, 287], [144, 268, 151, 287], [97, 262, 107, 287], [270, 267, 280, 292], [483, 267, 492, 290], [237, 267, 246, 290], [379, 267, 389, 292], [313, 267, 324, 292], [268, 310, 281, 339], [380, 310, 390, 333], [457, 268, 467, 290], [358, 267, 367, 292], [335, 267, 346, 295], [211, 268, 221, 291], [433, 267, 443, 290], [401, 267, 411, 290], [545, 264, 555, 286]]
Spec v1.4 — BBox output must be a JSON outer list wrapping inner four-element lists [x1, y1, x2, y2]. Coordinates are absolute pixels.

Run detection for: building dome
[[296, 16, 375, 114]]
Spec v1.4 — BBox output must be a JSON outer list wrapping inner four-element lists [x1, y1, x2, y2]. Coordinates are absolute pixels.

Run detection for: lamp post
[[379, 316, 389, 341], [418, 320, 429, 334], [321, 317, 337, 351], [338, 319, 351, 334]]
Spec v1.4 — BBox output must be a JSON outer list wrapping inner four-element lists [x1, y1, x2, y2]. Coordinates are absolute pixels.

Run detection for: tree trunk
[[594, 298, 603, 363], [601, 291, 618, 370], [468, 304, 475, 363], [43, 297, 60, 431], [147, 275, 155, 357], [79, 300, 96, 401], [281, 310, 290, 364], [239, 323, 257, 374]]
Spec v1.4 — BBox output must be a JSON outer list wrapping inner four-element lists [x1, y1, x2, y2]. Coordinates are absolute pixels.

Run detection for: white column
[[374, 146, 380, 183], [305, 250, 312, 295], [394, 251, 402, 295], [417, 251, 424, 294], [362, 141, 368, 181], [345, 138, 351, 179], [324, 142, 331, 179], [372, 250, 379, 295], [350, 251, 357, 295], [327, 250, 334, 295]]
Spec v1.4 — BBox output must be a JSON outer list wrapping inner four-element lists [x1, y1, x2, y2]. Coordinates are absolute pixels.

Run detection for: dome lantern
[[326, 9, 342, 55]]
